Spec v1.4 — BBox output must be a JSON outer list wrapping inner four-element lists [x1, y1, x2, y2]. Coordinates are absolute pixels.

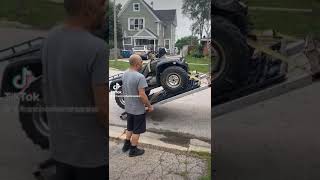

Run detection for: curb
[[109, 125, 211, 154], [0, 20, 33, 29]]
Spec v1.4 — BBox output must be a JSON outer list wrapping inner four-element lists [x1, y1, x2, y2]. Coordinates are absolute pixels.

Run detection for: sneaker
[[129, 146, 145, 157], [122, 140, 131, 152]]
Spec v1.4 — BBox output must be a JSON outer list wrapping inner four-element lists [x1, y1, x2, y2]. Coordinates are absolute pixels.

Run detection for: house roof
[[118, 0, 177, 26], [145, 28, 158, 37], [118, 0, 161, 22], [143, 0, 177, 25], [154, 10, 177, 24], [133, 28, 158, 39]]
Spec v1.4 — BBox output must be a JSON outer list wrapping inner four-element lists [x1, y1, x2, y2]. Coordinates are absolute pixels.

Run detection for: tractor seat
[[140, 60, 158, 77]]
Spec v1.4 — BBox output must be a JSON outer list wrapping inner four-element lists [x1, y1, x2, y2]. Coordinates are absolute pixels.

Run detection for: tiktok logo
[[113, 83, 123, 94], [12, 67, 35, 91]]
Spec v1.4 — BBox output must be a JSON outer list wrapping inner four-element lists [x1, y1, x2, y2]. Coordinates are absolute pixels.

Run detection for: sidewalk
[[109, 140, 208, 180], [110, 125, 211, 153]]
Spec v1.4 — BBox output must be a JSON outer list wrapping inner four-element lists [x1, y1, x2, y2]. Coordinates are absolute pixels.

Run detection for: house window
[[129, 18, 144, 30], [123, 37, 132, 45], [135, 39, 149, 46], [165, 39, 170, 49], [133, 3, 140, 12]]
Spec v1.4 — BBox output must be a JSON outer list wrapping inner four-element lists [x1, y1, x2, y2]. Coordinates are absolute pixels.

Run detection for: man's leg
[[126, 130, 133, 140], [122, 113, 133, 152], [131, 134, 140, 146], [129, 114, 146, 157]]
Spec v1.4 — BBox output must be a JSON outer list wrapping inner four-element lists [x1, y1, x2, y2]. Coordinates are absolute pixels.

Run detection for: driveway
[[109, 69, 211, 140]]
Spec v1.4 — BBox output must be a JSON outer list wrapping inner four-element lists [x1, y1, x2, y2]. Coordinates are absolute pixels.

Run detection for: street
[[214, 81, 320, 180], [109, 69, 211, 140]]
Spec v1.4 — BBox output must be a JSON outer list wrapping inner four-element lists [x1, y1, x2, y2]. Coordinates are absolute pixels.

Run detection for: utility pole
[[114, 0, 118, 61]]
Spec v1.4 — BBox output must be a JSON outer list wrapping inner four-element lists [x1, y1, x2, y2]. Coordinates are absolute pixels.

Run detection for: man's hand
[[146, 105, 154, 113]]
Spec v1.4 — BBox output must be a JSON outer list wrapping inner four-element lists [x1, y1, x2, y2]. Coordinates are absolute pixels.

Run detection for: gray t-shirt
[[41, 26, 107, 168], [122, 70, 148, 115]]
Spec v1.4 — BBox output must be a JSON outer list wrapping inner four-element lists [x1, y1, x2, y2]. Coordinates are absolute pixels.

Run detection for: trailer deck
[[119, 77, 210, 120]]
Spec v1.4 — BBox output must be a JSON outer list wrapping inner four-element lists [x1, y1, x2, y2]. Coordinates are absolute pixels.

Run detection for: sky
[[115, 0, 193, 41]]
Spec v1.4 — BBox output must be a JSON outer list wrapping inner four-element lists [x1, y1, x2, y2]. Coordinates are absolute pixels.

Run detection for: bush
[[190, 44, 204, 58]]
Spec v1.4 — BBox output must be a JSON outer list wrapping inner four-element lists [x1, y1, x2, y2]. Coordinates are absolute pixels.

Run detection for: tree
[[175, 36, 199, 51], [203, 19, 211, 38], [182, 0, 211, 39], [108, 2, 123, 49]]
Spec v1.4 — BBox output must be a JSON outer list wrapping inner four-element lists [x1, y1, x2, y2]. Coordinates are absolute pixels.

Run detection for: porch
[[122, 29, 160, 51]]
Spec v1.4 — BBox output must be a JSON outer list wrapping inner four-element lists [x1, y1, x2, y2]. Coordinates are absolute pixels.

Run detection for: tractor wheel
[[212, 16, 250, 97], [160, 66, 189, 93]]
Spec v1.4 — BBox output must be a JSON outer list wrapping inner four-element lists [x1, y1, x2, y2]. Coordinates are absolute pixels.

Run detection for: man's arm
[[138, 88, 151, 108], [138, 76, 153, 112], [93, 85, 108, 128], [90, 42, 108, 128]]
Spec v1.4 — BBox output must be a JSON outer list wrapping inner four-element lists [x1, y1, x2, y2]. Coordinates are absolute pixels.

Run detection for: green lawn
[[0, 0, 65, 29], [247, 0, 320, 37], [185, 55, 210, 73], [247, 0, 317, 9], [109, 60, 130, 71], [249, 11, 318, 37]]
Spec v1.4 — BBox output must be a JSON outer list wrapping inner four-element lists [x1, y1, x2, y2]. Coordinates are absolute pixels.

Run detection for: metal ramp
[[0, 37, 44, 62]]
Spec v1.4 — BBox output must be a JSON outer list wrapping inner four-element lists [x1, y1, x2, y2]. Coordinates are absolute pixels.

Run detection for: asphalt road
[[109, 69, 212, 140], [214, 81, 320, 180]]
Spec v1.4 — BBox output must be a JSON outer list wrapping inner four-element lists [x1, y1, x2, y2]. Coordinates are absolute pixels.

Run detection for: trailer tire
[[19, 79, 50, 150], [212, 16, 250, 97], [115, 86, 125, 109]]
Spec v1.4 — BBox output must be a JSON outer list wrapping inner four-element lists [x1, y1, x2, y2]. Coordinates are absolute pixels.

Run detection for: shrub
[[191, 44, 204, 58]]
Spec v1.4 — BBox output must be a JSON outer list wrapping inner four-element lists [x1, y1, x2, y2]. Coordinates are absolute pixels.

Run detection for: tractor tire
[[160, 66, 189, 93], [115, 86, 125, 109], [212, 16, 250, 97], [19, 79, 50, 150]]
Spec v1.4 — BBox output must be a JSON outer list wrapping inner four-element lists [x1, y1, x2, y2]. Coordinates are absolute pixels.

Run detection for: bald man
[[121, 54, 154, 157], [41, 0, 107, 179]]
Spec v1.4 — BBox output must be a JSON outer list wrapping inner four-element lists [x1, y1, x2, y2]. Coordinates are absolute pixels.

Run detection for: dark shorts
[[127, 113, 146, 134], [55, 161, 107, 180]]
